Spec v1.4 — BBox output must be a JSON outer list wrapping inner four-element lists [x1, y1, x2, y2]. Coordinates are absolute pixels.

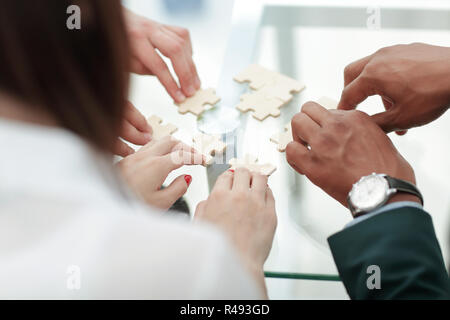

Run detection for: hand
[[195, 169, 277, 295], [114, 101, 153, 157], [117, 136, 204, 210], [286, 102, 416, 207], [338, 43, 450, 133], [124, 8, 201, 103]]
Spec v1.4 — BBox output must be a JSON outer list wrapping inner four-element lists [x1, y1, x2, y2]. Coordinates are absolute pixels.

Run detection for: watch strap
[[384, 176, 424, 205]]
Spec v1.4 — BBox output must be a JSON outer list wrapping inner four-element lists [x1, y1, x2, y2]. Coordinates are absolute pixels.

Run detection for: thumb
[[194, 200, 207, 219], [371, 109, 397, 133], [337, 75, 375, 110], [159, 175, 192, 208], [380, 96, 408, 136]]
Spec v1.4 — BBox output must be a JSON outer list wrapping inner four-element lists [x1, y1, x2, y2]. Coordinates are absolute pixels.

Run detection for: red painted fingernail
[[184, 175, 192, 186]]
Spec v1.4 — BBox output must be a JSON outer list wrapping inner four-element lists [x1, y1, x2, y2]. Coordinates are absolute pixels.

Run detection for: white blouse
[[0, 118, 260, 299]]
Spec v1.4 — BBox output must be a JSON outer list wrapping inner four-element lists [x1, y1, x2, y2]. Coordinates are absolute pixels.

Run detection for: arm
[[329, 206, 450, 299]]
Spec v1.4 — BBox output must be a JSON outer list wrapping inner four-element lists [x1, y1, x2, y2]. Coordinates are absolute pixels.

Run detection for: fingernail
[[195, 77, 201, 89], [144, 133, 152, 141], [175, 90, 186, 102], [184, 175, 192, 186], [186, 85, 196, 97]]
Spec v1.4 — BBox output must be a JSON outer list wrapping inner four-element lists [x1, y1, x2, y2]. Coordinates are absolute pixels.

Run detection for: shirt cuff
[[345, 201, 423, 229]]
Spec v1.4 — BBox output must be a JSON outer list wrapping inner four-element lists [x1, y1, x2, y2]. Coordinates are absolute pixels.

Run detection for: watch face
[[349, 174, 389, 212]]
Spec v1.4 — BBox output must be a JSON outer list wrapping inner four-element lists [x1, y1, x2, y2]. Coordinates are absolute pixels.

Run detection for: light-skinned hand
[[195, 169, 277, 297], [117, 136, 205, 210], [124, 8, 201, 103], [115, 101, 153, 157]]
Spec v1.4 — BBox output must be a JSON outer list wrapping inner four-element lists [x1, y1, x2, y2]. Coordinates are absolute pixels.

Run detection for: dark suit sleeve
[[328, 207, 450, 299]]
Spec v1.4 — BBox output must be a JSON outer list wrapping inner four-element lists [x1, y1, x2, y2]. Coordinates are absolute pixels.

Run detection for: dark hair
[[0, 0, 129, 152]]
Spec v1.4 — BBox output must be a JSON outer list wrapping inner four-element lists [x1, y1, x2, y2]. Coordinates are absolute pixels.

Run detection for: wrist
[[348, 173, 423, 217], [386, 192, 421, 205], [239, 257, 267, 299]]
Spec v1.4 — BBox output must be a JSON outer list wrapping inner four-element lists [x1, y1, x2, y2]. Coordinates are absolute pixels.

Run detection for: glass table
[[127, 0, 450, 298], [197, 0, 450, 288]]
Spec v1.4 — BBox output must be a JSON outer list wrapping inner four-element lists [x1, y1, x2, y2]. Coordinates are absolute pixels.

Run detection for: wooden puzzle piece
[[234, 64, 305, 99], [236, 91, 284, 121], [147, 115, 178, 140], [228, 154, 277, 176], [234, 64, 277, 90], [192, 133, 227, 166], [317, 96, 338, 110], [234, 65, 305, 121], [176, 88, 220, 116], [270, 123, 292, 152], [262, 76, 305, 102]]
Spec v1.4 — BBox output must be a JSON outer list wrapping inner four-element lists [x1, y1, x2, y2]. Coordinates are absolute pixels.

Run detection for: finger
[[371, 109, 398, 133], [162, 26, 201, 90], [285, 141, 311, 175], [172, 141, 204, 160], [164, 25, 193, 55], [150, 29, 197, 97], [337, 75, 378, 111], [301, 101, 330, 126], [291, 112, 321, 145], [194, 200, 207, 218], [395, 130, 408, 136], [114, 139, 135, 157], [251, 173, 268, 200], [381, 95, 393, 111], [145, 137, 204, 163], [133, 39, 186, 103], [343, 54, 372, 86], [183, 53, 201, 90], [212, 170, 234, 192], [380, 96, 407, 135], [141, 136, 181, 156], [125, 101, 153, 134], [265, 187, 275, 211], [130, 58, 152, 75], [120, 120, 152, 146], [163, 150, 204, 171], [232, 167, 251, 191], [158, 175, 191, 209]]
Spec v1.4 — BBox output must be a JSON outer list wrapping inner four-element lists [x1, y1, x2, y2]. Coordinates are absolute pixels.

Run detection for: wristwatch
[[347, 173, 423, 218]]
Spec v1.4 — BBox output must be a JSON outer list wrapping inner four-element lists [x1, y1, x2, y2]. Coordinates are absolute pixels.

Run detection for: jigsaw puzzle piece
[[228, 154, 277, 176], [176, 88, 221, 116], [317, 96, 338, 110], [234, 64, 277, 90], [234, 65, 305, 120], [270, 123, 292, 152], [192, 133, 226, 166], [234, 64, 305, 98], [147, 115, 178, 140], [236, 92, 284, 121], [264, 76, 306, 102]]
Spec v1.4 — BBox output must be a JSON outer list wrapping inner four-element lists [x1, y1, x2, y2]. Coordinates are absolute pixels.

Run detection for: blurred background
[[124, 0, 450, 299]]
